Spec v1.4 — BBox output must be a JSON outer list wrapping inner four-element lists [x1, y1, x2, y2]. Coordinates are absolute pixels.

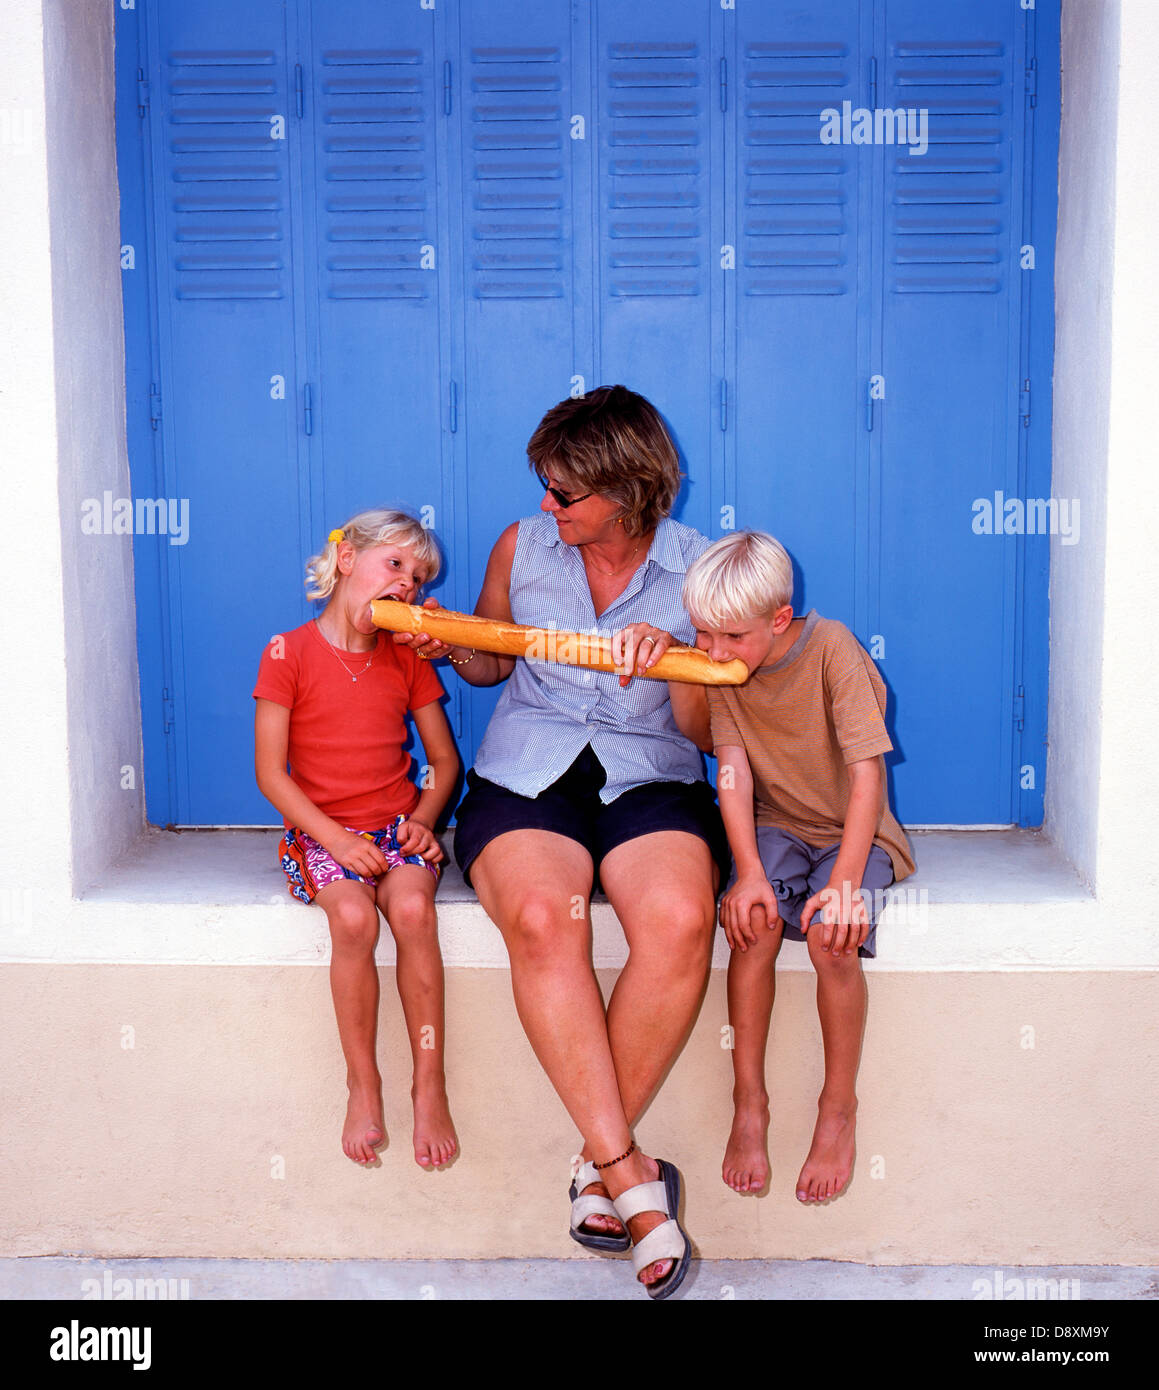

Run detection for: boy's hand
[[720, 873, 781, 952], [394, 815, 444, 864], [610, 622, 675, 687], [325, 829, 391, 878], [801, 879, 869, 956]]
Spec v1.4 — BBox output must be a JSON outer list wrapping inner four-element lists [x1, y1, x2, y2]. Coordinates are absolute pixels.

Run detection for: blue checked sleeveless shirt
[[473, 512, 714, 803]]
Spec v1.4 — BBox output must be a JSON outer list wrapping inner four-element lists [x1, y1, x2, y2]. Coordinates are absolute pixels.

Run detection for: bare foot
[[796, 1101, 857, 1202], [343, 1083, 386, 1166], [723, 1093, 770, 1194], [412, 1082, 458, 1169]]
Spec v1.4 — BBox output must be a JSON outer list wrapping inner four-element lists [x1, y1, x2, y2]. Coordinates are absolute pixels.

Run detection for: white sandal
[[569, 1161, 631, 1253], [611, 1159, 692, 1300]]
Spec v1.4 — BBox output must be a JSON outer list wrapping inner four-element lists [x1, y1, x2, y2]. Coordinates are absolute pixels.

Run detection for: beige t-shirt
[[706, 610, 915, 884]]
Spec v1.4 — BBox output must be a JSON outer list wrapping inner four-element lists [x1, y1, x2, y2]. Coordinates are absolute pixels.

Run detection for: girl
[[253, 509, 460, 1169]]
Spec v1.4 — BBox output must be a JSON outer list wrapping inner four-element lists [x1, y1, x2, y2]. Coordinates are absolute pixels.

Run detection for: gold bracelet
[[446, 648, 476, 666]]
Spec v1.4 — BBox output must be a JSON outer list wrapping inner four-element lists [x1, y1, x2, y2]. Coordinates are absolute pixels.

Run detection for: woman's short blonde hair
[[682, 530, 793, 628], [526, 385, 683, 537], [305, 508, 441, 602]]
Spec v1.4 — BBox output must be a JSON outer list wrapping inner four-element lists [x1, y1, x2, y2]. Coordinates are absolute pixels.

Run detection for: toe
[[639, 1258, 673, 1288]]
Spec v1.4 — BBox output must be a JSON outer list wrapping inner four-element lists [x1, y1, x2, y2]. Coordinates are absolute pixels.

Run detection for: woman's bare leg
[[469, 830, 677, 1285], [583, 830, 718, 1283]]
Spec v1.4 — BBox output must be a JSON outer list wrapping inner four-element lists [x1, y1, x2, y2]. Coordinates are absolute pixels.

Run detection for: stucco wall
[[44, 0, 145, 895]]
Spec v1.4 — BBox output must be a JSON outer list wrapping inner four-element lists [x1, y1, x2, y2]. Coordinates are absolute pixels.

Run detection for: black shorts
[[453, 743, 731, 896]]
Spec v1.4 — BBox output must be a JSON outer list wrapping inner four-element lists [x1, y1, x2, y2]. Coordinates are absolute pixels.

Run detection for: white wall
[[1092, 0, 1159, 910], [43, 0, 145, 895], [1045, 0, 1118, 890], [1046, 0, 1159, 918], [0, 3, 75, 910]]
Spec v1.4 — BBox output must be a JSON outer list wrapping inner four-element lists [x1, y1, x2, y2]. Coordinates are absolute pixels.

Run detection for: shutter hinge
[[303, 382, 314, 436], [1025, 59, 1038, 108], [1013, 684, 1025, 733], [162, 687, 176, 735], [149, 384, 162, 430], [449, 380, 458, 433], [136, 69, 149, 118], [443, 61, 452, 116], [1019, 377, 1031, 427], [869, 57, 877, 111], [719, 378, 727, 432], [294, 64, 304, 119], [719, 58, 727, 113]]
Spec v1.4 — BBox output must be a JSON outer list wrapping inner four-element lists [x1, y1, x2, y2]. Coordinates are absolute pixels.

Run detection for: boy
[[677, 530, 914, 1202]]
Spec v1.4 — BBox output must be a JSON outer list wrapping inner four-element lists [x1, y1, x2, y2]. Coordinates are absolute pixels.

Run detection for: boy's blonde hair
[[305, 508, 441, 602], [682, 530, 793, 628]]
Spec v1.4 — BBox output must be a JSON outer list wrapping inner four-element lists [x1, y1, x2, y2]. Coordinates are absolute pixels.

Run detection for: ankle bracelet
[[593, 1140, 637, 1171]]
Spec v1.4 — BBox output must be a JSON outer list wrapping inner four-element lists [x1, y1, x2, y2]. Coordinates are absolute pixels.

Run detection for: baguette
[[370, 600, 748, 685]]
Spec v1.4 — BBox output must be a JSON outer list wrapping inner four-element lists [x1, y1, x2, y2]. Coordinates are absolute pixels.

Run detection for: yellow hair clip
[[328, 528, 345, 545]]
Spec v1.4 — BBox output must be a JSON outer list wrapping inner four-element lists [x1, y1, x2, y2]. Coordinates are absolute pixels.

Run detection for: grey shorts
[[723, 826, 895, 959]]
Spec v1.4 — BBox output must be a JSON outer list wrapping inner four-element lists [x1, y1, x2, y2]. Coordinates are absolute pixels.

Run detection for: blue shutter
[[730, 0, 869, 632], [135, 0, 308, 824], [876, 0, 1034, 823], [298, 0, 453, 781], [594, 0, 723, 541], [452, 0, 579, 752], [119, 0, 1057, 829]]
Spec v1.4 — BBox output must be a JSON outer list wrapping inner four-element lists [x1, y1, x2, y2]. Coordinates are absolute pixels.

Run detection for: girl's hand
[[610, 622, 676, 687], [720, 873, 781, 952], [325, 829, 391, 878], [395, 815, 444, 864]]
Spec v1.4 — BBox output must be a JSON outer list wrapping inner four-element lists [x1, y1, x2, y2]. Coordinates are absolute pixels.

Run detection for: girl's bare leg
[[376, 864, 457, 1169], [315, 879, 385, 1165]]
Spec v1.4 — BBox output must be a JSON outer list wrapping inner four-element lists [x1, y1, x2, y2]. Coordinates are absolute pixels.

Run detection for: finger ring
[[417, 651, 430, 660], [641, 635, 656, 645]]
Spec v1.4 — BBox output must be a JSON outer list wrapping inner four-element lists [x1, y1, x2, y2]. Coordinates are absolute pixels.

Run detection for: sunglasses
[[537, 473, 594, 509]]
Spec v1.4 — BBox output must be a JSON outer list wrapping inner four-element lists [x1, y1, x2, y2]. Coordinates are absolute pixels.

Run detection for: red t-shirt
[[253, 620, 446, 832]]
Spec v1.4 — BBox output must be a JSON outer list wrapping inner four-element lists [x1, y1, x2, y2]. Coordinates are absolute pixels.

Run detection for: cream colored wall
[[2, 964, 1155, 1263]]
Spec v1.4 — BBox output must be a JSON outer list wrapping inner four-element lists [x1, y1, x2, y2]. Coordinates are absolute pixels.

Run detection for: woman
[[399, 386, 728, 1298]]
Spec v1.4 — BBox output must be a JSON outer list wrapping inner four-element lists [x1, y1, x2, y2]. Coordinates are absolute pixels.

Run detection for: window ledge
[[4, 826, 1102, 971]]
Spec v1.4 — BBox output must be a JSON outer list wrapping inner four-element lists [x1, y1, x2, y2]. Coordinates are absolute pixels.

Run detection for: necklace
[[312, 619, 377, 682], [583, 537, 644, 577]]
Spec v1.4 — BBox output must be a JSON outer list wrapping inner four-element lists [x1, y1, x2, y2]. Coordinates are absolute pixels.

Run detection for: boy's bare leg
[[722, 911, 783, 1193], [316, 879, 387, 1165], [797, 932, 866, 1201], [376, 865, 458, 1170]]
